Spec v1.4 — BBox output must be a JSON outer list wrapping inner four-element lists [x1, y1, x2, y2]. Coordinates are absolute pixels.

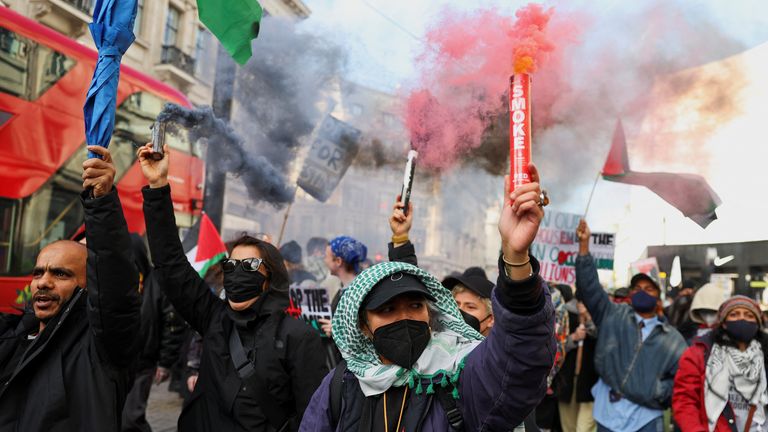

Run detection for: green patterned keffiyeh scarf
[[332, 261, 483, 398]]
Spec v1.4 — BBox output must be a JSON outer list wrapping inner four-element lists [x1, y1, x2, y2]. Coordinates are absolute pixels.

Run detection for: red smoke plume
[[405, 3, 580, 170]]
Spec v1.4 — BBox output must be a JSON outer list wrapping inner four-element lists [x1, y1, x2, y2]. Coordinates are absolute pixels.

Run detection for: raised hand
[[83, 146, 116, 197], [498, 163, 545, 267], [577, 219, 591, 255], [137, 142, 170, 188], [389, 195, 413, 244]]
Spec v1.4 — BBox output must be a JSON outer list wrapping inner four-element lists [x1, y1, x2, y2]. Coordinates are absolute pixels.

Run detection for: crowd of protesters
[[1, 140, 767, 432]]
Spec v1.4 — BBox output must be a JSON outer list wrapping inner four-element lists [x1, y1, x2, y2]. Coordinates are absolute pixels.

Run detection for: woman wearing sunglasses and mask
[[137, 143, 328, 432]]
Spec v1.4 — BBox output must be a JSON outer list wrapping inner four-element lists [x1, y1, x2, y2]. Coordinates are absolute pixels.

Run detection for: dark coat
[[552, 311, 599, 403], [0, 189, 141, 431], [136, 271, 188, 370], [143, 185, 328, 432]]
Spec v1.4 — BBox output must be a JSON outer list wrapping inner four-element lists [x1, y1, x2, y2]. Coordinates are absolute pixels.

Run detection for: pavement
[[146, 383, 184, 432]]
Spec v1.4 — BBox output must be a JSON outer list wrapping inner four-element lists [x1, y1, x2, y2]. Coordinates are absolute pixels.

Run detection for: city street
[[147, 385, 184, 432]]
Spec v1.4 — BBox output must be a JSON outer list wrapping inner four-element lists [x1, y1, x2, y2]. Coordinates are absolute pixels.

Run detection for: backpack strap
[[228, 318, 295, 431], [435, 385, 464, 431], [330, 360, 347, 427]]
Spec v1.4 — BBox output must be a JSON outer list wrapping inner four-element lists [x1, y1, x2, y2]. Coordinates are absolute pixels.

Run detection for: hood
[[331, 260, 483, 396], [690, 283, 731, 324]]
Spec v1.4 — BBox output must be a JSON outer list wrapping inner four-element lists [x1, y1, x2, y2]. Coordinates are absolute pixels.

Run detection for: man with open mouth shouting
[[0, 145, 141, 431]]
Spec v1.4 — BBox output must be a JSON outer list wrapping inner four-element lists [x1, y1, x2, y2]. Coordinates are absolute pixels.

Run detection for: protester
[[0, 146, 140, 430], [554, 299, 599, 432], [611, 287, 631, 305], [300, 164, 556, 431], [122, 234, 187, 432], [318, 235, 367, 337], [444, 267, 495, 336], [688, 282, 731, 343], [576, 219, 687, 432], [666, 279, 699, 342], [138, 143, 328, 431], [281, 240, 317, 284], [673, 296, 768, 431], [305, 237, 330, 282]]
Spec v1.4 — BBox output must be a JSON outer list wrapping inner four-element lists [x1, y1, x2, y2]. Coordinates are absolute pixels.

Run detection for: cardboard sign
[[289, 280, 332, 335], [530, 210, 616, 284], [629, 257, 661, 286], [298, 115, 361, 202]]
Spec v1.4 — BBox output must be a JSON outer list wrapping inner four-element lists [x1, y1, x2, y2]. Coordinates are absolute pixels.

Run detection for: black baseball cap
[[443, 267, 494, 299], [362, 272, 436, 310], [630, 273, 661, 293]]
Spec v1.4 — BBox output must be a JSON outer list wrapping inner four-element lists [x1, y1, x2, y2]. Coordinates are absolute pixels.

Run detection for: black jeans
[[121, 368, 155, 432]]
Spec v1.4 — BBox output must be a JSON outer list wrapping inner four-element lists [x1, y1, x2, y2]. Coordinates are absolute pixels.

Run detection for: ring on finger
[[538, 190, 550, 207]]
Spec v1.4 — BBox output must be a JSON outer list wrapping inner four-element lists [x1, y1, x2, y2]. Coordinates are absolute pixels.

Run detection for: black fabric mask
[[372, 319, 431, 369], [223, 267, 267, 303], [630, 290, 657, 313], [724, 320, 759, 343], [460, 310, 481, 332]]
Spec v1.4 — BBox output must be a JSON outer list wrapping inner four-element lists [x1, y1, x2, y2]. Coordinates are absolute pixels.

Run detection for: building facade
[[4, 0, 310, 105]]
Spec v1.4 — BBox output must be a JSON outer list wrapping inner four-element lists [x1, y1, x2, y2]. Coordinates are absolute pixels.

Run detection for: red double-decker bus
[[0, 7, 205, 313]]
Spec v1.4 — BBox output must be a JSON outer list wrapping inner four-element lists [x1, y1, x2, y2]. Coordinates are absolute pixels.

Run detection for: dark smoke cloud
[[157, 103, 295, 205], [222, 17, 347, 177]]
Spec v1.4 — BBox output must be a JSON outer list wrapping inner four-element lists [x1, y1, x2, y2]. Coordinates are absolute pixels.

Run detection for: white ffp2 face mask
[[700, 312, 717, 327]]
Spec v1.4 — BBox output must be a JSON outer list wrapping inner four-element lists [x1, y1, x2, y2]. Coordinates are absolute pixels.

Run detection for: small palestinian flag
[[182, 213, 227, 277]]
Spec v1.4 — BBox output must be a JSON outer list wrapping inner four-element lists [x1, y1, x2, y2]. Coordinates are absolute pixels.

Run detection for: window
[[134, 0, 145, 36], [194, 27, 215, 82], [0, 28, 76, 101], [383, 113, 396, 126], [164, 6, 180, 47], [350, 104, 363, 116]]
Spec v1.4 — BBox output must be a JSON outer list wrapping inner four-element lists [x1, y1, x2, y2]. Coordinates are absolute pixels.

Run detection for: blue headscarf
[[329, 236, 367, 274]]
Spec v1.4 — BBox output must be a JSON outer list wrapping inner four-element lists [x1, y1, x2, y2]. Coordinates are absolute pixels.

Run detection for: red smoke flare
[[404, 3, 579, 170]]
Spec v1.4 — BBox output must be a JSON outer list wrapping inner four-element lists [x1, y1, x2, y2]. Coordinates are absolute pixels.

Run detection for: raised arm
[[575, 220, 615, 326], [82, 145, 141, 367], [458, 165, 556, 430], [139, 143, 222, 334], [388, 197, 417, 266]]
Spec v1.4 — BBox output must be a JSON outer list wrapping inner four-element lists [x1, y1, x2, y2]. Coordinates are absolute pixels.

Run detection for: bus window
[[0, 28, 75, 101], [0, 198, 16, 274]]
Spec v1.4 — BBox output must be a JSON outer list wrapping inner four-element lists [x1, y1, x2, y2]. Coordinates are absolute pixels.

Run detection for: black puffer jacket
[[143, 185, 328, 431], [0, 188, 140, 431]]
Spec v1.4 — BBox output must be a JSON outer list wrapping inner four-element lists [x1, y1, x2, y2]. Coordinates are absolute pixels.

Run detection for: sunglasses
[[220, 258, 264, 273]]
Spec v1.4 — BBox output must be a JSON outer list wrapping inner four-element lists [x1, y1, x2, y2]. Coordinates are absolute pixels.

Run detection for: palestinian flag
[[601, 119, 722, 228], [197, 0, 262, 65], [182, 213, 227, 277]]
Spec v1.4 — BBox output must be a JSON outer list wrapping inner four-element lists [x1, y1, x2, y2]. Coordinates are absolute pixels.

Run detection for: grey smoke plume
[[221, 17, 347, 177], [157, 103, 295, 205]]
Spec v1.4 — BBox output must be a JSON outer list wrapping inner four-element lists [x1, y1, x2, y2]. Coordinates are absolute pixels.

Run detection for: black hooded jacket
[[0, 189, 140, 431], [142, 185, 328, 431]]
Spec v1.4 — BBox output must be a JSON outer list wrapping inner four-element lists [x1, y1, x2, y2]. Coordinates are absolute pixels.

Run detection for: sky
[[301, 0, 768, 92]]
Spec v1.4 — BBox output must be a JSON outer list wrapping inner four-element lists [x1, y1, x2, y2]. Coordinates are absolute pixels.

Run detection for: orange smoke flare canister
[[509, 73, 532, 190]]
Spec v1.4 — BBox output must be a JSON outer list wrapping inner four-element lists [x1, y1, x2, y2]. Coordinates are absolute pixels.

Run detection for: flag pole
[[583, 171, 601, 220], [277, 186, 299, 246]]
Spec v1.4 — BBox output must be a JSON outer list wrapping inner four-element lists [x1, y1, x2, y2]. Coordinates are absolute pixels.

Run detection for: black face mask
[[371, 319, 431, 369], [460, 310, 481, 332], [724, 320, 760, 343], [223, 267, 267, 303]]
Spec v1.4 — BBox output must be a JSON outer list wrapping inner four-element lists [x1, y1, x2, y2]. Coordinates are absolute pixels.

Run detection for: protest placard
[[288, 280, 332, 335], [297, 115, 361, 202], [530, 210, 616, 284]]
